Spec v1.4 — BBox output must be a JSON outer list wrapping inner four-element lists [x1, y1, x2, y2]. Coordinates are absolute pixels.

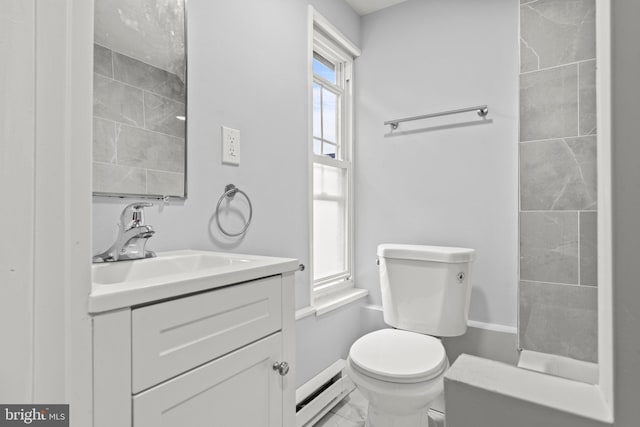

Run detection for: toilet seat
[[349, 329, 447, 384]]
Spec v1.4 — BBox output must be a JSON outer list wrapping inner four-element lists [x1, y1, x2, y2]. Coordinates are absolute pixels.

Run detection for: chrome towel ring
[[215, 184, 253, 237]]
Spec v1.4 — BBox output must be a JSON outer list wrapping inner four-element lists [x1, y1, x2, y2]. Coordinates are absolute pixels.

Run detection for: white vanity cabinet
[[91, 268, 296, 427], [134, 332, 284, 427]]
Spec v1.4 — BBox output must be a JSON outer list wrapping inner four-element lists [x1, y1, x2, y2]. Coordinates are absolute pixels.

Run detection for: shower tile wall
[[518, 0, 597, 362], [92, 43, 185, 196]]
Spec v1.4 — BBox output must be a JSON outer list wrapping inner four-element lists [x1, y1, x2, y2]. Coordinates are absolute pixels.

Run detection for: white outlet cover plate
[[222, 126, 240, 165]]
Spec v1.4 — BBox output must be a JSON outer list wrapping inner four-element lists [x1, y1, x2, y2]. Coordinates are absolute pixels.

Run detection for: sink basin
[[92, 251, 254, 285], [89, 250, 299, 314]]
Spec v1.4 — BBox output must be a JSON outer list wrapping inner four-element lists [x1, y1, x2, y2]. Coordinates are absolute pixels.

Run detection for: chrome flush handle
[[273, 361, 290, 376]]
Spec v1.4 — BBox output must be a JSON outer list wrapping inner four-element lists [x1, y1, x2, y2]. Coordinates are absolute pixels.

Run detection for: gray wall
[[92, 0, 362, 387], [518, 0, 598, 362], [355, 0, 519, 328]]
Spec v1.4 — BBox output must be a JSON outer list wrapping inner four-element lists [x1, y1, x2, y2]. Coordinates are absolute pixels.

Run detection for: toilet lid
[[349, 329, 447, 383]]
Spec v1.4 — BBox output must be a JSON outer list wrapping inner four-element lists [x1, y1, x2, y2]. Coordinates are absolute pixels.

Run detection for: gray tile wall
[[93, 44, 185, 197], [519, 0, 598, 362]]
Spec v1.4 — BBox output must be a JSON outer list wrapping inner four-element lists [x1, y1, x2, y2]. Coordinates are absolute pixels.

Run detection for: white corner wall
[[92, 0, 361, 387], [1, 0, 94, 422], [610, 0, 640, 424], [355, 0, 519, 327], [1, 0, 37, 402]]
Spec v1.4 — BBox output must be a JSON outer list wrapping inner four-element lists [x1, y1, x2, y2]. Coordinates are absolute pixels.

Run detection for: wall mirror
[[92, 0, 187, 199]]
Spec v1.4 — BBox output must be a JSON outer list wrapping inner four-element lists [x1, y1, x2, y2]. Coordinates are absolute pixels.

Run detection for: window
[[310, 26, 355, 298]]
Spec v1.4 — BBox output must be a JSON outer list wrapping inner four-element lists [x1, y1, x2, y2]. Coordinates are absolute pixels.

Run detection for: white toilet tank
[[377, 244, 476, 337]]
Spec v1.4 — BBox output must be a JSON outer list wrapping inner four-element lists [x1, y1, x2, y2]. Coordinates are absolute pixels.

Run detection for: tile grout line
[[519, 57, 596, 76], [92, 161, 184, 175], [577, 211, 581, 286], [577, 62, 581, 138], [92, 161, 145, 170], [93, 113, 185, 142], [519, 133, 597, 145], [140, 87, 186, 106], [522, 279, 595, 288], [97, 44, 184, 102], [143, 169, 184, 175], [96, 70, 183, 104], [94, 71, 185, 136], [521, 210, 597, 213]]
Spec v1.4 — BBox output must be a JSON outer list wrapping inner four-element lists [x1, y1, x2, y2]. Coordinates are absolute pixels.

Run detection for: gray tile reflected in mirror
[[93, 0, 186, 198], [147, 171, 185, 196], [93, 163, 147, 195], [115, 124, 185, 173], [144, 92, 186, 138], [94, 0, 185, 82], [113, 52, 185, 102], [93, 43, 113, 78], [93, 117, 116, 164], [93, 74, 145, 128]]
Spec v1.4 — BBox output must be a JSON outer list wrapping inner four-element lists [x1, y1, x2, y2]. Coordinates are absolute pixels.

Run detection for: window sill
[[312, 287, 368, 317]]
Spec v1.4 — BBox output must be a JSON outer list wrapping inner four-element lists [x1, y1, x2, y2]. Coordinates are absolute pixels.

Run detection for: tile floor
[[314, 388, 368, 426], [313, 388, 444, 427]]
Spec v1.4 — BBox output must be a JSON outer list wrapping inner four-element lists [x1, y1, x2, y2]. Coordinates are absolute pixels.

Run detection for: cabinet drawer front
[[133, 333, 283, 427], [132, 276, 282, 392]]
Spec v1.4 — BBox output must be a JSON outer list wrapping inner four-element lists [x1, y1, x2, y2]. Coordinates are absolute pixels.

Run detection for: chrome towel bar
[[385, 105, 489, 130]]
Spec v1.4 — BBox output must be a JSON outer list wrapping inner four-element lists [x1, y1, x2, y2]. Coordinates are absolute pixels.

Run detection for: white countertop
[[89, 250, 299, 314]]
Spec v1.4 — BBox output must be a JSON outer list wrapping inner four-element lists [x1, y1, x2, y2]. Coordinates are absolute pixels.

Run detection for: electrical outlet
[[222, 126, 240, 165]]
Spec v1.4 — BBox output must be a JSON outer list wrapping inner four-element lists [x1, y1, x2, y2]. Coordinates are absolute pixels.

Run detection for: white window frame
[[308, 9, 361, 305]]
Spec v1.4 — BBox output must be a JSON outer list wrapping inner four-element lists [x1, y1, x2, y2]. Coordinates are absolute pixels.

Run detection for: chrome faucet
[[93, 202, 156, 263]]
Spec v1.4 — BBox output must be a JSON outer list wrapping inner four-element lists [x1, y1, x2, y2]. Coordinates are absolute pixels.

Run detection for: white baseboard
[[360, 305, 519, 366], [295, 359, 355, 427], [362, 304, 516, 334], [467, 319, 517, 335]]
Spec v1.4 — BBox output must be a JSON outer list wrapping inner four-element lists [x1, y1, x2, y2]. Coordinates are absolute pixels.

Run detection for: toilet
[[346, 244, 476, 427]]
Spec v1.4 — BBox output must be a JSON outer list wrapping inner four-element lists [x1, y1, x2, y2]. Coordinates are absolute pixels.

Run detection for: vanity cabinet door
[[133, 332, 284, 427], [132, 276, 282, 392]]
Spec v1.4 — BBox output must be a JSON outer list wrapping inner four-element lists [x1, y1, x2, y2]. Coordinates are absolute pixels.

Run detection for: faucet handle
[[120, 202, 153, 229]]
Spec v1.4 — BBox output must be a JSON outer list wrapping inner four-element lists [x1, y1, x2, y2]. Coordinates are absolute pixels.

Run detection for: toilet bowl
[[346, 244, 475, 427], [346, 328, 448, 427]]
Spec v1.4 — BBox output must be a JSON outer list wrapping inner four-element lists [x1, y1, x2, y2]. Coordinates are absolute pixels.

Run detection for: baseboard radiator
[[295, 359, 354, 427]]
